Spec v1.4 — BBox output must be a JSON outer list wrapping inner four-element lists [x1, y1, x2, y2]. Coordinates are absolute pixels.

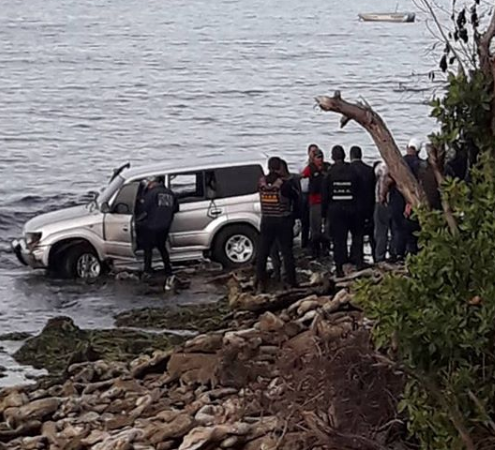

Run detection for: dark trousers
[[350, 212, 365, 266], [300, 193, 310, 248], [364, 216, 376, 262], [390, 216, 420, 258], [329, 206, 355, 270], [256, 217, 296, 287], [391, 215, 406, 259], [405, 218, 420, 255], [374, 203, 392, 262], [142, 227, 173, 275], [270, 240, 282, 281]]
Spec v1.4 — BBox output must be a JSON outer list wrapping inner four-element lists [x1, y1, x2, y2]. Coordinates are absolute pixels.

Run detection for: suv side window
[[111, 182, 140, 214], [169, 172, 205, 203], [214, 165, 263, 198]]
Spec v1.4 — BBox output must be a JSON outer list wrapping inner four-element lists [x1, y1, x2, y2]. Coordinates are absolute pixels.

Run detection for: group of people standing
[[256, 138, 432, 290]]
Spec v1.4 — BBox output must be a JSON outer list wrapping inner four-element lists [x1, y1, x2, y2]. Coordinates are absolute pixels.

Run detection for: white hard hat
[[408, 137, 423, 152]]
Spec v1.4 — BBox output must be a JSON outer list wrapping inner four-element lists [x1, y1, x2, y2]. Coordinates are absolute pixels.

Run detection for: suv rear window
[[214, 165, 263, 198]]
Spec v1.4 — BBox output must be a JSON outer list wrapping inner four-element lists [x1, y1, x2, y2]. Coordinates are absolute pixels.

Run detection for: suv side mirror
[[100, 202, 110, 213], [206, 190, 217, 200]]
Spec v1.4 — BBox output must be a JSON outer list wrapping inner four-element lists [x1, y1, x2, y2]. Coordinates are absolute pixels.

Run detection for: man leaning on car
[[136, 176, 179, 280]]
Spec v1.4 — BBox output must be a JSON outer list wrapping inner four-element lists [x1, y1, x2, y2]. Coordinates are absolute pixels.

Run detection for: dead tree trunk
[[478, 11, 495, 138], [315, 92, 428, 208]]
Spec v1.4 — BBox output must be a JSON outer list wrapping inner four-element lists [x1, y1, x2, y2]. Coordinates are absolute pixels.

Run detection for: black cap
[[314, 149, 324, 159]]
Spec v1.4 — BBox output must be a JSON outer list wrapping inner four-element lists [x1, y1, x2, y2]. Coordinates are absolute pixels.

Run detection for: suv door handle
[[208, 208, 223, 218], [123, 226, 129, 232]]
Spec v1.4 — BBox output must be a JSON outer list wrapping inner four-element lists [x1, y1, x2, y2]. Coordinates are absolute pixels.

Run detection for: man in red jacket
[[301, 149, 330, 258]]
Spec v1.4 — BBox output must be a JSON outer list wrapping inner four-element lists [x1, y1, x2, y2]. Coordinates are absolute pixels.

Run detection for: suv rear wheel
[[61, 245, 102, 279], [212, 225, 258, 269]]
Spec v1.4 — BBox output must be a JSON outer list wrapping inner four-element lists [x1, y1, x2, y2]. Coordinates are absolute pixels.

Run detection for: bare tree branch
[[478, 7, 495, 136], [426, 144, 459, 236], [315, 92, 428, 208], [417, 0, 467, 75]]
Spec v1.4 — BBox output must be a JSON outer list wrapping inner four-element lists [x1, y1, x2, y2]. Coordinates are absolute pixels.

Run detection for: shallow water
[[0, 0, 441, 385]]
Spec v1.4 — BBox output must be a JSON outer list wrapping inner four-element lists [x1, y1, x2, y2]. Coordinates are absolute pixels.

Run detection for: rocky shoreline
[[0, 264, 408, 450]]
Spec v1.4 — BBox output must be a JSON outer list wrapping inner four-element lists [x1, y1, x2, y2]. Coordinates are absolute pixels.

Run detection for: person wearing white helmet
[[404, 137, 423, 178]]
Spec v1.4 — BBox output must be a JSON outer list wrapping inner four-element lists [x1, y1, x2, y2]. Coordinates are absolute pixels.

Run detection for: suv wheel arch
[[48, 239, 105, 279]]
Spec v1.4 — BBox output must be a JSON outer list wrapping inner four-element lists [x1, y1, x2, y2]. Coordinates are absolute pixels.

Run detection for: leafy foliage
[[357, 154, 495, 448], [356, 2, 495, 448]]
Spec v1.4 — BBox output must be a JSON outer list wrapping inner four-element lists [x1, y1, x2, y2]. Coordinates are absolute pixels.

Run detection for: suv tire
[[212, 225, 258, 269], [61, 245, 102, 279]]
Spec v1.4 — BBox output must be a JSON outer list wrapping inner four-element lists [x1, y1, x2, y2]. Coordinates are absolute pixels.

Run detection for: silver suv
[[11, 156, 266, 279]]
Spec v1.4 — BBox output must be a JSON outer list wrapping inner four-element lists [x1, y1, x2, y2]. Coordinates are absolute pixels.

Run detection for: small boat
[[358, 12, 416, 23]]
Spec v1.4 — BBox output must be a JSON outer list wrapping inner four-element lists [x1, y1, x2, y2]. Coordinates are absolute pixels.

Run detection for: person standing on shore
[[349, 146, 375, 267], [299, 144, 318, 249], [256, 157, 298, 292], [322, 146, 359, 278], [373, 161, 394, 262], [301, 148, 330, 258]]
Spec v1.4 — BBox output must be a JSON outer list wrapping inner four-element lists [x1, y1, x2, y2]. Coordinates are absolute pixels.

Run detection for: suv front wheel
[[212, 225, 258, 269], [61, 245, 102, 279]]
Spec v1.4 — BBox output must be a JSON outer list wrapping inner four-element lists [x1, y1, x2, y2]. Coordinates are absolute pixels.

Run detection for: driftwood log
[[315, 92, 428, 208]]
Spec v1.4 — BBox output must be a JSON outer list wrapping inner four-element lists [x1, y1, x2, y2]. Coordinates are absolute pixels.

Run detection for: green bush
[[356, 71, 495, 449]]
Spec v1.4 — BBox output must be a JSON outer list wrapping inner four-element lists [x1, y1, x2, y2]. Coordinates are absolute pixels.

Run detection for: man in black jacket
[[349, 146, 375, 265], [322, 146, 359, 278], [256, 157, 299, 291], [138, 176, 179, 277]]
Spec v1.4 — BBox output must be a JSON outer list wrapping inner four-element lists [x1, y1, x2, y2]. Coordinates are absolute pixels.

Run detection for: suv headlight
[[25, 232, 43, 249]]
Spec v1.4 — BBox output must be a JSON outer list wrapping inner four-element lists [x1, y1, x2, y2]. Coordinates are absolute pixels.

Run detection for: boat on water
[[358, 12, 416, 23]]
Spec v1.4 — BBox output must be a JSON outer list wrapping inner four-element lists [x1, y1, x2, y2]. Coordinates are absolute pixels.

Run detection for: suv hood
[[24, 205, 93, 232]]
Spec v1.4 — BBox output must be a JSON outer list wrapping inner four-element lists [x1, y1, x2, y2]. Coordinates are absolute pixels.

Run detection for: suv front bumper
[[11, 239, 46, 269]]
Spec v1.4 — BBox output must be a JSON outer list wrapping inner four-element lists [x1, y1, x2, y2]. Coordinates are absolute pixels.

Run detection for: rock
[[104, 414, 134, 431], [92, 428, 144, 450], [195, 405, 224, 425], [184, 333, 223, 353], [167, 353, 220, 386], [220, 435, 241, 447], [0, 420, 41, 442], [284, 330, 317, 357], [243, 435, 278, 450], [296, 309, 318, 326], [131, 350, 173, 379], [229, 292, 273, 311], [81, 429, 109, 446], [156, 442, 175, 450], [148, 414, 194, 443], [4, 398, 60, 426], [19, 435, 45, 450], [257, 312, 284, 332], [322, 289, 352, 315], [0, 332, 32, 341], [179, 423, 251, 450], [41, 421, 57, 445], [287, 295, 318, 314], [0, 390, 29, 414]]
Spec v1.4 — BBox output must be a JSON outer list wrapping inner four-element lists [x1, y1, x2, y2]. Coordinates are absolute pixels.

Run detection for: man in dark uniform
[[138, 176, 179, 278], [322, 146, 359, 278], [256, 157, 299, 292], [349, 146, 375, 266]]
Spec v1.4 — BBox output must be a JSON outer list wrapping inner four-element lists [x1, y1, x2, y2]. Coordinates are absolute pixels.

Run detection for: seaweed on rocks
[[13, 317, 183, 377], [114, 299, 230, 333]]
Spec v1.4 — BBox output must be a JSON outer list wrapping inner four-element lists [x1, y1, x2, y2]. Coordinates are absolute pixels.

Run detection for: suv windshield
[[98, 175, 125, 207]]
